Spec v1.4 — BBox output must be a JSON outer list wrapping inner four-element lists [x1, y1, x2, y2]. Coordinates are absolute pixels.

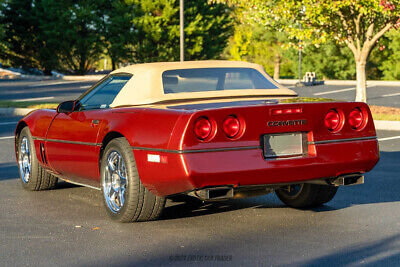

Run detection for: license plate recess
[[263, 132, 308, 159]]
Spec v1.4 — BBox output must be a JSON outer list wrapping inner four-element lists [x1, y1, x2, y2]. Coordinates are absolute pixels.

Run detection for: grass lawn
[[0, 101, 58, 109], [370, 105, 400, 121], [0, 99, 399, 121]]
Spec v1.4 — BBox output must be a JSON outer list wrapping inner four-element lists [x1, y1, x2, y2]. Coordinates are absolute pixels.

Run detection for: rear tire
[[100, 137, 165, 222], [17, 127, 58, 191], [275, 183, 338, 208]]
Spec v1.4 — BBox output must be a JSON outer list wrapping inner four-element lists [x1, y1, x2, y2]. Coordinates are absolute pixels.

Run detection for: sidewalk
[[0, 74, 105, 82], [278, 79, 400, 86]]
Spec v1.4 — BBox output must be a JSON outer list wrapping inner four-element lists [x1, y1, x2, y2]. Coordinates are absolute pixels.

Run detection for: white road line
[[314, 87, 356, 96], [0, 136, 13, 140], [29, 81, 84, 87], [14, 96, 55, 102], [378, 136, 400, 142], [79, 85, 91, 89], [382, 92, 400, 97], [0, 121, 18, 126], [314, 86, 377, 96]]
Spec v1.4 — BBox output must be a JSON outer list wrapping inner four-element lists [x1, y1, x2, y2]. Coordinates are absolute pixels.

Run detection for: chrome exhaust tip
[[330, 174, 364, 186], [192, 186, 234, 201]]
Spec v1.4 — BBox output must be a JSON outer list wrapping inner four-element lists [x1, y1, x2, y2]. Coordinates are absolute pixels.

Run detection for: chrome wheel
[[102, 151, 128, 213], [18, 136, 31, 183]]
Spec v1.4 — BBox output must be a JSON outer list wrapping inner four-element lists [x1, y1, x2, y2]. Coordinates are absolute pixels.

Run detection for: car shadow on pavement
[[294, 233, 400, 266], [162, 151, 400, 219], [162, 194, 280, 220], [0, 162, 81, 190], [2, 151, 399, 219], [0, 162, 19, 180], [310, 150, 400, 211]]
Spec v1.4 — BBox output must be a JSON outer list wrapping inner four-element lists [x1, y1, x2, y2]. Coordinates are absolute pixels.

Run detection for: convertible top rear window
[[162, 68, 278, 94]]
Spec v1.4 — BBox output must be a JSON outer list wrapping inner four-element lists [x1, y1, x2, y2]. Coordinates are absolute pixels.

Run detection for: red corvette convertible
[[15, 61, 379, 222]]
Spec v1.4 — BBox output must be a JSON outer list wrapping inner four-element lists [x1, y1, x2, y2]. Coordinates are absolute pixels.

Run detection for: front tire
[[275, 183, 338, 209], [100, 137, 165, 222], [17, 127, 58, 191]]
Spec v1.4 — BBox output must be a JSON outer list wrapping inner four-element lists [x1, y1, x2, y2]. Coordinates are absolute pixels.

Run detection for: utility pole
[[180, 0, 184, 62], [295, 6, 306, 87], [298, 23, 302, 84]]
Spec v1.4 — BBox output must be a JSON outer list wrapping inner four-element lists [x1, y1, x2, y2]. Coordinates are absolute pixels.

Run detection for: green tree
[[216, 0, 400, 102], [131, 0, 233, 62], [0, 0, 40, 70], [295, 42, 356, 80], [98, 0, 135, 70], [0, 1, 5, 50], [0, 0, 106, 74], [226, 24, 292, 79], [380, 29, 400, 79], [57, 1, 105, 74], [35, 0, 70, 73], [0, 0, 8, 66], [214, 0, 293, 79]]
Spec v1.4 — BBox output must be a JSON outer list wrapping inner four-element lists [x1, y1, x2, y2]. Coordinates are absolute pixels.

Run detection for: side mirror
[[57, 100, 76, 114]]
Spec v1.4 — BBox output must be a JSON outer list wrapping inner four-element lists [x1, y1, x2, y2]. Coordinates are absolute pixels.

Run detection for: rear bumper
[[133, 139, 379, 196]]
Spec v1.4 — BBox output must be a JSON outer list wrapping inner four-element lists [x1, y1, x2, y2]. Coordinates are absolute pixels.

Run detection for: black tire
[[17, 127, 58, 191], [100, 137, 165, 222], [275, 183, 338, 209]]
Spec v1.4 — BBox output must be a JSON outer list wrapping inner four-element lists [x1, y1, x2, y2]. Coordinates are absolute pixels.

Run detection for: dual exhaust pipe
[[190, 186, 274, 201], [189, 173, 364, 201]]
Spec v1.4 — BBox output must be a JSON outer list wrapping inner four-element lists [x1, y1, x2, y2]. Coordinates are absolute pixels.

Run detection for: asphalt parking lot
[[287, 83, 400, 108], [0, 80, 96, 103], [0, 116, 399, 266]]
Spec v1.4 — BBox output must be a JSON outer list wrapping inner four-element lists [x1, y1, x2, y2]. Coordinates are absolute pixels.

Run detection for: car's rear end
[[135, 100, 379, 199]]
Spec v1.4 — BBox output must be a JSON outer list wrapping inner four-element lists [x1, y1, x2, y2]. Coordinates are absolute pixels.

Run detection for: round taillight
[[349, 108, 363, 129], [194, 118, 212, 140], [324, 110, 341, 131], [223, 116, 240, 138]]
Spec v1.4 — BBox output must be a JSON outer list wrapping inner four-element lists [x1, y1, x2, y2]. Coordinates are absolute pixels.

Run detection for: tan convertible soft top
[[109, 60, 297, 107]]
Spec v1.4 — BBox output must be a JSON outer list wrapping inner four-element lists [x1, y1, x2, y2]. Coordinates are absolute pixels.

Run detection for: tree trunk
[[111, 58, 116, 70], [355, 59, 367, 103], [273, 53, 281, 80]]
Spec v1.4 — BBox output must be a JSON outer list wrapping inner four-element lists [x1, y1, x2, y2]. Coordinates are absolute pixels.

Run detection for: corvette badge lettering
[[267, 120, 307, 127]]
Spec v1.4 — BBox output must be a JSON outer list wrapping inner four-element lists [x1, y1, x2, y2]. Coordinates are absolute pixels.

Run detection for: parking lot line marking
[[0, 136, 13, 140], [79, 85, 91, 89], [382, 92, 400, 97], [314, 87, 356, 96], [0, 122, 18, 126], [378, 136, 400, 142], [14, 97, 55, 102], [29, 81, 84, 87], [314, 86, 377, 96]]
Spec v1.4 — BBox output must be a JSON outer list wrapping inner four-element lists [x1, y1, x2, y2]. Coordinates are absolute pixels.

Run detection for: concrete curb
[[1, 108, 400, 131], [61, 75, 105, 81], [0, 74, 105, 82], [373, 120, 400, 131], [278, 79, 400, 86]]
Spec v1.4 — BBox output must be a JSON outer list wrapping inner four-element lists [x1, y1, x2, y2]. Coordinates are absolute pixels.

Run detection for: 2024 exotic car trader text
[[15, 61, 380, 222]]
